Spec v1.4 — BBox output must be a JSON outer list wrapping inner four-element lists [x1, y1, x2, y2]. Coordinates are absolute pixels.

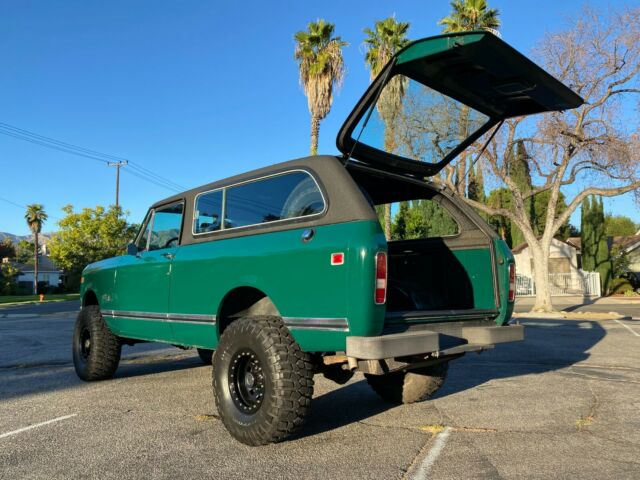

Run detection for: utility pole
[[107, 160, 128, 207]]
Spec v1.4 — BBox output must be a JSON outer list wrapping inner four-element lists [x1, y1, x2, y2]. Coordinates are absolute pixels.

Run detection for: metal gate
[[516, 271, 601, 297]]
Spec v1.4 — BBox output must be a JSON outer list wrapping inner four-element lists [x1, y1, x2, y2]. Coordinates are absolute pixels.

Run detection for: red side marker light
[[331, 252, 345, 265]]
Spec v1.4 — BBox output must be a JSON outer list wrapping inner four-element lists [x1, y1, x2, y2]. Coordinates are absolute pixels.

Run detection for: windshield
[[354, 74, 491, 164]]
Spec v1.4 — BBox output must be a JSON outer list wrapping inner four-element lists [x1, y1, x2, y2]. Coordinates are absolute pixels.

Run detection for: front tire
[[365, 362, 448, 404], [72, 305, 121, 381], [212, 316, 314, 446]]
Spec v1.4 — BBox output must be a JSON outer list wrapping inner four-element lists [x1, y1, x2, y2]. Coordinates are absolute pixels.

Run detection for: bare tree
[[438, 6, 640, 311]]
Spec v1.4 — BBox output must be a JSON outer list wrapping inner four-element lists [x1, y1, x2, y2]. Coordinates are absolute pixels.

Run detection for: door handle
[[161, 252, 175, 260]]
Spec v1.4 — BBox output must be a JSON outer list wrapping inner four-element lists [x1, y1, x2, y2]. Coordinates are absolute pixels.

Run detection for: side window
[[224, 172, 324, 229], [379, 199, 459, 241], [194, 190, 223, 234], [148, 203, 184, 251], [136, 212, 152, 250]]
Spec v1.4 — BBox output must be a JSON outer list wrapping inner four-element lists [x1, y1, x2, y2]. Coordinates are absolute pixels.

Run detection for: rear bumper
[[346, 324, 524, 360]]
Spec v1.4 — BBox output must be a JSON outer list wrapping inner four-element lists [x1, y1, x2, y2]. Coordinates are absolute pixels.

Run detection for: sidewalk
[[514, 295, 639, 320], [515, 295, 639, 307]]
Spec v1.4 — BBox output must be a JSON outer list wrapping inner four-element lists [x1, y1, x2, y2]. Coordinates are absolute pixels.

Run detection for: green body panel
[[493, 238, 515, 326], [396, 33, 484, 65], [449, 248, 496, 311], [81, 219, 514, 353], [168, 220, 383, 352]]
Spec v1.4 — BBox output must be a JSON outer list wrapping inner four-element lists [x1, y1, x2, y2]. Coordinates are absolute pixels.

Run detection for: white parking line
[[0, 414, 77, 439], [614, 319, 640, 337], [411, 426, 452, 480]]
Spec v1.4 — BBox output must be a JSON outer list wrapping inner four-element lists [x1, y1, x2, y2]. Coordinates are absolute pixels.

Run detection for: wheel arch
[[217, 286, 280, 335], [83, 290, 99, 308]]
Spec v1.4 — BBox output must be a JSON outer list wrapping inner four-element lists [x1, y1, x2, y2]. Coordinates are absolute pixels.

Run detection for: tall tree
[[594, 197, 613, 294], [364, 16, 410, 239], [509, 140, 534, 247], [0, 238, 16, 259], [48, 205, 137, 291], [438, 0, 501, 33], [15, 240, 35, 265], [294, 19, 348, 156], [439, 0, 501, 197], [604, 215, 639, 236], [436, 7, 640, 311], [581, 197, 596, 271], [24, 204, 48, 295]]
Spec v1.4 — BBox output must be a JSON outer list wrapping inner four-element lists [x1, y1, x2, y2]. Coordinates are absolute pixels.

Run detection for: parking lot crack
[[575, 381, 599, 430]]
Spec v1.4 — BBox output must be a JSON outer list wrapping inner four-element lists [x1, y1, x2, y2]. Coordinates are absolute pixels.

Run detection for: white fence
[[516, 271, 601, 297]]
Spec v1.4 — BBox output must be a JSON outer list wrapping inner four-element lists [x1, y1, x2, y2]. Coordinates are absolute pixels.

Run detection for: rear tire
[[365, 362, 448, 404], [197, 348, 213, 365], [212, 316, 314, 446], [72, 305, 121, 381]]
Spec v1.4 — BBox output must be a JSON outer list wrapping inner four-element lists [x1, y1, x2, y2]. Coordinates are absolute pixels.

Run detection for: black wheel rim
[[228, 348, 265, 413], [79, 327, 91, 361]]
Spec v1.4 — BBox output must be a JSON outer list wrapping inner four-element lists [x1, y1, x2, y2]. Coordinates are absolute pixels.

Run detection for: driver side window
[[148, 202, 184, 251]]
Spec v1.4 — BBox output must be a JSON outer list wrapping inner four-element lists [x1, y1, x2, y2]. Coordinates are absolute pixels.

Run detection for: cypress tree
[[476, 159, 485, 203], [581, 196, 596, 271], [509, 140, 534, 247], [467, 161, 486, 203], [594, 196, 612, 294]]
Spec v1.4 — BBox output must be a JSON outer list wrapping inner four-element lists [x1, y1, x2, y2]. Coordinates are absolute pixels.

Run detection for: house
[[511, 238, 600, 296], [11, 256, 64, 291], [512, 237, 580, 277]]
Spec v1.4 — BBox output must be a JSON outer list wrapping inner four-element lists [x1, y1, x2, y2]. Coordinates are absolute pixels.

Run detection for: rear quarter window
[[193, 171, 325, 235]]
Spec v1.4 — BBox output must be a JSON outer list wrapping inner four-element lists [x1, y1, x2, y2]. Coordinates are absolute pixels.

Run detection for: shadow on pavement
[[0, 344, 204, 403], [295, 318, 606, 438], [2, 318, 606, 437]]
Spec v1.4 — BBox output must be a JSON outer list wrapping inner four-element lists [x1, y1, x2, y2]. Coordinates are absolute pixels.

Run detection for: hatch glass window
[[194, 190, 223, 234], [148, 202, 184, 251], [355, 74, 489, 163], [224, 172, 324, 229]]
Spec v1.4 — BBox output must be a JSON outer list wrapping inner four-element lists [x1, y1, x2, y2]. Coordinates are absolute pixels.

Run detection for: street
[[1, 302, 639, 479]]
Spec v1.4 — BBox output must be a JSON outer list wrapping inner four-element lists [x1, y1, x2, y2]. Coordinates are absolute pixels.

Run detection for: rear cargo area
[[386, 237, 495, 313], [348, 163, 500, 324]]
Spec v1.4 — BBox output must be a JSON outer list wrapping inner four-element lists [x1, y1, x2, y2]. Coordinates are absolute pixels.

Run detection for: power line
[[0, 196, 61, 221], [121, 167, 182, 192], [0, 122, 187, 192], [0, 122, 123, 162]]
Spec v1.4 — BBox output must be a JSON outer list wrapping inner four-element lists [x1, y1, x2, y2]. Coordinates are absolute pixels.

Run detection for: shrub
[[609, 277, 634, 295]]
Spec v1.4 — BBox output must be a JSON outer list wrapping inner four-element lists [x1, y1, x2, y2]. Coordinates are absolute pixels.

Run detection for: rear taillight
[[508, 263, 516, 302], [375, 252, 387, 304]]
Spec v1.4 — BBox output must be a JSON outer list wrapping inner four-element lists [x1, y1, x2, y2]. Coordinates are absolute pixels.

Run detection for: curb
[[513, 311, 631, 321]]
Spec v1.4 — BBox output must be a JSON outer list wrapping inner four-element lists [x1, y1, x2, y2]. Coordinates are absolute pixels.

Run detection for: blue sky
[[1, 0, 637, 236]]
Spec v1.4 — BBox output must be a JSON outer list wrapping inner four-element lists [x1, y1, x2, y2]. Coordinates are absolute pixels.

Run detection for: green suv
[[73, 32, 582, 445]]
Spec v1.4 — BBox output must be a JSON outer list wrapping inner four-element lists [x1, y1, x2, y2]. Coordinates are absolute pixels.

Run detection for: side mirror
[[126, 243, 138, 256]]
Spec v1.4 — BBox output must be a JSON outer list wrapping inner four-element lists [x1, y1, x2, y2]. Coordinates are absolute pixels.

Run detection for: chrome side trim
[[283, 317, 349, 332], [100, 310, 345, 331], [101, 309, 216, 325]]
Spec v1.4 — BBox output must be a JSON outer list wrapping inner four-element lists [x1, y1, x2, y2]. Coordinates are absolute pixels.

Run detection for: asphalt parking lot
[[1, 301, 639, 479]]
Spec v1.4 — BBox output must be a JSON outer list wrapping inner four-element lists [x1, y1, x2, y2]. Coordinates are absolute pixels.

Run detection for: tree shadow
[[560, 297, 598, 312]]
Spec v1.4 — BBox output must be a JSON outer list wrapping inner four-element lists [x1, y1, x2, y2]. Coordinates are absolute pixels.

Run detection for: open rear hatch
[[337, 31, 583, 177]]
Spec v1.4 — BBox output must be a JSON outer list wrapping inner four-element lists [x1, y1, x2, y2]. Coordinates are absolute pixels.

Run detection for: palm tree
[[363, 17, 410, 239], [24, 204, 48, 295], [439, 0, 500, 197], [294, 19, 348, 156], [438, 0, 500, 33]]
